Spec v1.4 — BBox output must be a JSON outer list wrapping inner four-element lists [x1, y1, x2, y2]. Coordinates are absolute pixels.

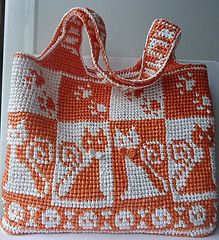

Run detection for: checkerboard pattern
[[1, 7, 217, 237]]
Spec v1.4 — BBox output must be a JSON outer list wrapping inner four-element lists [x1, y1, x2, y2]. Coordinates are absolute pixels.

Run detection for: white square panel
[[109, 79, 164, 121], [8, 56, 61, 119], [165, 116, 216, 202], [52, 121, 113, 208]]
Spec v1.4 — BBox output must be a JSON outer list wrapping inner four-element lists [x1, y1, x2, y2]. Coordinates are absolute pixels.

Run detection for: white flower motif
[[78, 211, 97, 229], [8, 202, 24, 223], [189, 205, 206, 226], [42, 209, 61, 228], [115, 210, 134, 230], [152, 207, 171, 228]]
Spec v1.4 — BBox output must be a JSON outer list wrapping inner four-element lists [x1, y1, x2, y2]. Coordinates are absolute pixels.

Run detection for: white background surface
[[35, 0, 219, 61], [0, 0, 219, 239]]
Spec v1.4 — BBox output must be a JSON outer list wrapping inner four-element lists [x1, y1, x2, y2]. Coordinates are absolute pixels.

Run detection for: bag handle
[[40, 8, 181, 89], [38, 8, 107, 68]]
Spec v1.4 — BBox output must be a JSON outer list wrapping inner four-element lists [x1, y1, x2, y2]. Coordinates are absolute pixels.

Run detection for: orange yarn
[[1, 7, 217, 237]]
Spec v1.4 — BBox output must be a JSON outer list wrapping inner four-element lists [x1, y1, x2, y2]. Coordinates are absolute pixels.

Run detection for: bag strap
[[38, 8, 107, 75], [39, 8, 181, 89], [89, 15, 182, 89]]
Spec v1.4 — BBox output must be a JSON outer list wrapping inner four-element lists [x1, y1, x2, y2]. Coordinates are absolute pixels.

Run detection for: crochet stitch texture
[[1, 7, 217, 237]]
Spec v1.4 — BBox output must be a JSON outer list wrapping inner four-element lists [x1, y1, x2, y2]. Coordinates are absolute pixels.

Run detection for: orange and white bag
[[1, 7, 217, 237]]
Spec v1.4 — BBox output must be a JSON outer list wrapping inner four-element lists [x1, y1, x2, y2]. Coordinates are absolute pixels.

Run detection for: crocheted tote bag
[[1, 7, 217, 237]]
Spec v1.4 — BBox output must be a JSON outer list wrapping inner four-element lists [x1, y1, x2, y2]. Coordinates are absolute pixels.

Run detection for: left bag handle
[[37, 7, 107, 73]]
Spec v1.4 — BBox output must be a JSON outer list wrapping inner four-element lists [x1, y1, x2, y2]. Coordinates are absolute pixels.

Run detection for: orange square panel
[[58, 76, 112, 122], [163, 69, 213, 119]]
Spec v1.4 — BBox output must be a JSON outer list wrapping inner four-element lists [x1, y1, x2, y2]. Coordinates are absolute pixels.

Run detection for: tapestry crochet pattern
[[1, 7, 217, 237]]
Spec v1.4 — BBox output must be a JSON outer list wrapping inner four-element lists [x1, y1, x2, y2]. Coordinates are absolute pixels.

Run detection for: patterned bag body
[[1, 7, 217, 237]]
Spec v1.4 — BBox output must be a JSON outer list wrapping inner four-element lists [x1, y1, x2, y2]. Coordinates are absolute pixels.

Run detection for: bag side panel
[[162, 64, 217, 233], [1, 57, 217, 237], [1, 55, 60, 234]]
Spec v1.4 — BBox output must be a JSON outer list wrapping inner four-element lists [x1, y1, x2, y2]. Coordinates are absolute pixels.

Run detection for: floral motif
[[152, 207, 171, 228], [41, 209, 61, 228], [189, 205, 206, 227], [115, 210, 134, 230], [8, 202, 24, 223], [78, 211, 97, 230]]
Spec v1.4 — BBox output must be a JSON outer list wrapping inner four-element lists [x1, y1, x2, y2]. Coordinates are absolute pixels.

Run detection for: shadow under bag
[[1, 7, 217, 237]]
